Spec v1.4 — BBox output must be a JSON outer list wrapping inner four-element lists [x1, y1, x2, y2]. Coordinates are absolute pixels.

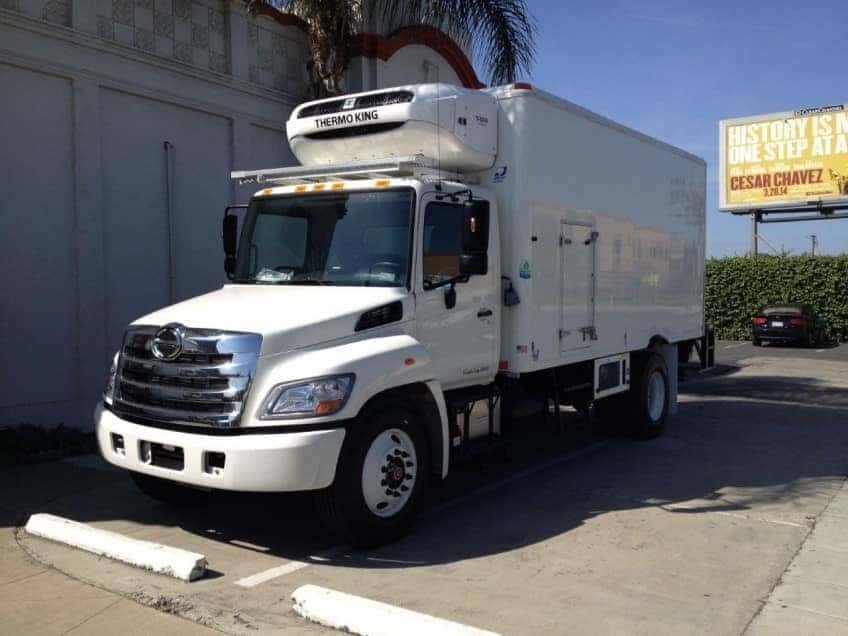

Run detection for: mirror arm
[[424, 273, 469, 291]]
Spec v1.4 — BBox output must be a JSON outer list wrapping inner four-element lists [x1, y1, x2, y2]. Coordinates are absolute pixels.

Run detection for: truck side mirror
[[222, 212, 239, 278], [459, 253, 487, 276], [462, 199, 489, 253]]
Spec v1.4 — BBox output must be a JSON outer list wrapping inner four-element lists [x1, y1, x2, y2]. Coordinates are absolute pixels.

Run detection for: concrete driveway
[[7, 342, 848, 635]]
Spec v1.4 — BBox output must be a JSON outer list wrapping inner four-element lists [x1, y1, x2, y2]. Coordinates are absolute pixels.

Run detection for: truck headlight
[[103, 352, 119, 405], [262, 375, 354, 418]]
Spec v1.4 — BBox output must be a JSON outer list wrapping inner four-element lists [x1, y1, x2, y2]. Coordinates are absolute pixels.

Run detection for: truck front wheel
[[316, 398, 429, 548]]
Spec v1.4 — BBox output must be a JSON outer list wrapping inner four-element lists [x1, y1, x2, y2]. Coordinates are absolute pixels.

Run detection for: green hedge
[[705, 255, 848, 342]]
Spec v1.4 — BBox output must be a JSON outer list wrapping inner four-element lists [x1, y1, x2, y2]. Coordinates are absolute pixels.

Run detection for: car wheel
[[316, 398, 429, 548], [130, 472, 208, 506]]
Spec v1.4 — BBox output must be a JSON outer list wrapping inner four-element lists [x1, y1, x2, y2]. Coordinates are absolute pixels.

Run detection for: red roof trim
[[256, 9, 484, 89], [352, 26, 484, 89], [255, 5, 309, 33]]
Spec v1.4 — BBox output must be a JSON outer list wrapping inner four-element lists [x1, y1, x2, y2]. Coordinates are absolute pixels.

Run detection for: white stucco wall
[[0, 3, 475, 430]]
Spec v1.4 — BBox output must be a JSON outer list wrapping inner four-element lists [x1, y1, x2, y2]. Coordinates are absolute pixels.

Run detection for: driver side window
[[422, 202, 463, 288]]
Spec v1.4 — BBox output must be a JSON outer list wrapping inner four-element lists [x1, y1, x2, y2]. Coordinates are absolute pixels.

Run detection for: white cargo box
[[287, 83, 498, 171], [482, 85, 707, 374]]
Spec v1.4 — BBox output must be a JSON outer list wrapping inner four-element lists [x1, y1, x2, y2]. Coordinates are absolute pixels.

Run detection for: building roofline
[[254, 9, 484, 89]]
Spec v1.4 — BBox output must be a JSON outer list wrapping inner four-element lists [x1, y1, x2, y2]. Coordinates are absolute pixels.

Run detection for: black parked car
[[752, 304, 819, 346]]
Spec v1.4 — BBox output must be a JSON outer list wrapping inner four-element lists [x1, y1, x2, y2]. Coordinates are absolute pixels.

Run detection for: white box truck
[[96, 83, 708, 546]]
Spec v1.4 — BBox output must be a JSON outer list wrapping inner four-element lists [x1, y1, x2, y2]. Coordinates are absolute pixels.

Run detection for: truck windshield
[[234, 189, 413, 287]]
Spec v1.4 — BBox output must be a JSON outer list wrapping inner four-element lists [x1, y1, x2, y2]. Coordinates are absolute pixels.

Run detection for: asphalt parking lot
[[6, 341, 848, 635]]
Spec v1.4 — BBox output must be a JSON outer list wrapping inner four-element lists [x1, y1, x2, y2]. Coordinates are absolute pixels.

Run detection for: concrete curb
[[291, 584, 500, 636], [25, 513, 207, 581]]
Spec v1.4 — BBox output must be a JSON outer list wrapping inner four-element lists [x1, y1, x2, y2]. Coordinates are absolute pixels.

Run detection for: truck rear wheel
[[316, 398, 429, 548], [628, 352, 670, 439], [595, 352, 669, 439], [129, 472, 208, 506]]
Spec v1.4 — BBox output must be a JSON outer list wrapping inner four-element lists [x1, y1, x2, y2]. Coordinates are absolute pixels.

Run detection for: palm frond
[[244, 0, 536, 94], [375, 0, 536, 85]]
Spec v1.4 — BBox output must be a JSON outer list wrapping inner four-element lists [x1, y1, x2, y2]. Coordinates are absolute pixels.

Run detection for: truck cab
[[98, 160, 503, 546]]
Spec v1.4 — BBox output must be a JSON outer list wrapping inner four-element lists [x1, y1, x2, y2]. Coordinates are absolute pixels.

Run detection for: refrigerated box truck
[[96, 82, 708, 546]]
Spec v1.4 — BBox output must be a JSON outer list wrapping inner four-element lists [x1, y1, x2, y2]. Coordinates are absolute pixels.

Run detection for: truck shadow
[[7, 387, 848, 573], [682, 371, 848, 408]]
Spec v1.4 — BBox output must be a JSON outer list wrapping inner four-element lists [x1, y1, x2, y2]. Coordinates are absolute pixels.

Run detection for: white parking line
[[292, 584, 500, 636], [234, 546, 344, 588]]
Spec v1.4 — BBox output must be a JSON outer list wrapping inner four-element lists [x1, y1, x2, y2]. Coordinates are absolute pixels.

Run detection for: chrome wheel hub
[[362, 427, 417, 518], [647, 370, 666, 421]]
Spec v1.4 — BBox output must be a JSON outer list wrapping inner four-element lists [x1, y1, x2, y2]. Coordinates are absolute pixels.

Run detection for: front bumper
[[753, 327, 806, 343], [94, 403, 346, 492]]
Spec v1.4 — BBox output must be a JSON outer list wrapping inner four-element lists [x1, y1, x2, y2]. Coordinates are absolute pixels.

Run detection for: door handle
[[477, 308, 493, 318]]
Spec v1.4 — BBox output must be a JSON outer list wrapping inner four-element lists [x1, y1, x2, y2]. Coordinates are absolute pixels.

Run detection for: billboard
[[719, 104, 848, 211]]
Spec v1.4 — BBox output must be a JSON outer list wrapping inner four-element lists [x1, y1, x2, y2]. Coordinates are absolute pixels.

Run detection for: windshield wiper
[[287, 278, 332, 285]]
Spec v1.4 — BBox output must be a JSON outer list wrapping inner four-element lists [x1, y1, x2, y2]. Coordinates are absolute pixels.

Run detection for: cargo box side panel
[[491, 90, 706, 375]]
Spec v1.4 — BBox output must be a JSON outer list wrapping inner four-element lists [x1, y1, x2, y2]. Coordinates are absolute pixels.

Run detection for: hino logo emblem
[[151, 324, 185, 361]]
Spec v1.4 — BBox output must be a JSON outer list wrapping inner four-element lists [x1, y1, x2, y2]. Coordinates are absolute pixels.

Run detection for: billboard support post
[[750, 213, 758, 257]]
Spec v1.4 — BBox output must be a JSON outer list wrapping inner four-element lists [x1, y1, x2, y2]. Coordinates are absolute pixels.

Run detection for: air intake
[[355, 301, 404, 332], [298, 90, 414, 119]]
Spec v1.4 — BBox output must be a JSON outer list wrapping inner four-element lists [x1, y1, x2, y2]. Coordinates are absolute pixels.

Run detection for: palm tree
[[246, 0, 536, 97]]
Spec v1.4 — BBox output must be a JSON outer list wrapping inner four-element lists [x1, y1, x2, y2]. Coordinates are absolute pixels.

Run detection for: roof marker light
[[294, 184, 307, 192], [375, 179, 391, 188], [331, 182, 345, 190], [312, 183, 326, 191]]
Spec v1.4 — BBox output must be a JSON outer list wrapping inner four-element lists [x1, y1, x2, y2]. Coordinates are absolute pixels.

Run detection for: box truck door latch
[[579, 326, 597, 340]]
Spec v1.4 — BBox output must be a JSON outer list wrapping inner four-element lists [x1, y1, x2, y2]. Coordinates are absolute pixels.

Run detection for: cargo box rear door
[[559, 221, 597, 352]]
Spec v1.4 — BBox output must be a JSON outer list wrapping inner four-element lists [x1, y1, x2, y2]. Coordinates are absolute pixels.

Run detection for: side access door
[[560, 221, 597, 352], [415, 195, 499, 390]]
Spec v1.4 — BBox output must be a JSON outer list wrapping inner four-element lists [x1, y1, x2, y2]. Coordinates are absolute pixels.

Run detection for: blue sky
[[524, 0, 847, 256]]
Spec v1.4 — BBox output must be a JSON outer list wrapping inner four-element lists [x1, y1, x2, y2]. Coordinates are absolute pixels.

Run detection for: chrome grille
[[112, 326, 262, 428], [297, 90, 414, 118]]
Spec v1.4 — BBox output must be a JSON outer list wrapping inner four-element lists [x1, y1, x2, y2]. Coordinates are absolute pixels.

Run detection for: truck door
[[415, 194, 499, 390], [560, 221, 597, 352]]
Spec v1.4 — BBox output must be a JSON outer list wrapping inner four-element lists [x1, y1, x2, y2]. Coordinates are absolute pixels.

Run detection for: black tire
[[626, 352, 670, 439], [129, 471, 208, 506], [316, 398, 430, 548], [594, 352, 670, 439]]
